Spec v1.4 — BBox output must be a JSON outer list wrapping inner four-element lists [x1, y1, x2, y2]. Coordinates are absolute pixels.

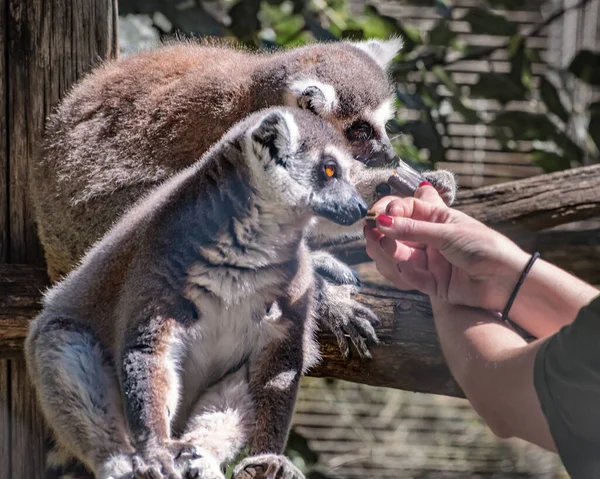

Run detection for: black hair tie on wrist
[[502, 251, 540, 339]]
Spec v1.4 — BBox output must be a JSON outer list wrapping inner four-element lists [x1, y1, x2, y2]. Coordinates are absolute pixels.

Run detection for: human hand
[[364, 183, 531, 312]]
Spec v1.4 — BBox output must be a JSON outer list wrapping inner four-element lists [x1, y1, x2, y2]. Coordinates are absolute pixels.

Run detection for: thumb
[[374, 214, 452, 252]]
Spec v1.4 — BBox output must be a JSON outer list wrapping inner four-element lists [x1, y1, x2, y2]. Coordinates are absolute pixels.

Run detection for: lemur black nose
[[357, 198, 368, 218], [376, 183, 391, 197]]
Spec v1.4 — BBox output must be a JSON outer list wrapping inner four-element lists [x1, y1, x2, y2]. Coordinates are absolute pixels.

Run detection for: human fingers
[[394, 261, 438, 297], [378, 236, 428, 270], [373, 213, 453, 253]]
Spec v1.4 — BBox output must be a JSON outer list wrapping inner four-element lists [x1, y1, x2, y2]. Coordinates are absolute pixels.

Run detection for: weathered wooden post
[[0, 0, 118, 476]]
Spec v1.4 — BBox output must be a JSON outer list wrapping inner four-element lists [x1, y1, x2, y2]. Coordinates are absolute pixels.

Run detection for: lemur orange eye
[[321, 159, 339, 181]]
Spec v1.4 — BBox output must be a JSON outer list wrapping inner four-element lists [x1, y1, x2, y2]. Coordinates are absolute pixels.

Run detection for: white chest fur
[[174, 275, 290, 428]]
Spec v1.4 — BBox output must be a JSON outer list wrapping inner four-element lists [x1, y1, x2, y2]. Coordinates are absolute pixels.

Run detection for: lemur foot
[[97, 454, 134, 479], [132, 442, 183, 479], [311, 251, 379, 359], [324, 284, 380, 359], [421, 169, 457, 206], [173, 445, 225, 479], [232, 454, 304, 479]]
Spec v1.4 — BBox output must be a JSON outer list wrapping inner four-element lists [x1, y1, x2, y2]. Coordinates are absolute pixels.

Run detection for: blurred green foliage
[[120, 0, 600, 174]]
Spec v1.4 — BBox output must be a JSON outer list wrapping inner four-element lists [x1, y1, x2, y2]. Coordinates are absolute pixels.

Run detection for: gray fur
[[26, 108, 367, 479]]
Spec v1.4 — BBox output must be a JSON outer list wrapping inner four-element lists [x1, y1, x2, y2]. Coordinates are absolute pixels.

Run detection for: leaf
[[395, 90, 428, 111], [304, 13, 338, 41], [470, 73, 527, 104], [450, 96, 481, 123], [491, 111, 558, 141], [508, 35, 533, 91], [462, 7, 518, 36], [434, 0, 453, 19], [394, 23, 423, 53], [428, 19, 457, 45], [589, 110, 600, 152], [569, 50, 600, 85], [229, 0, 261, 42], [590, 101, 600, 114], [553, 130, 584, 165], [530, 150, 572, 173], [360, 5, 399, 39], [540, 75, 569, 123], [432, 66, 457, 93]]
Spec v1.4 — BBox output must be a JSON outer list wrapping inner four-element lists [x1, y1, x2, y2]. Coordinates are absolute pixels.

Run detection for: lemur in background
[[31, 37, 456, 361], [26, 108, 369, 479]]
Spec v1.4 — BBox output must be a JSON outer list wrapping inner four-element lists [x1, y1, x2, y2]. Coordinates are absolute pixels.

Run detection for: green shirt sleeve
[[534, 294, 600, 479]]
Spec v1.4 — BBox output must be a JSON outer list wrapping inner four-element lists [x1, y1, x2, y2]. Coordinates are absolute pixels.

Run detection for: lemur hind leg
[[173, 366, 255, 479], [25, 315, 135, 479], [232, 295, 314, 479]]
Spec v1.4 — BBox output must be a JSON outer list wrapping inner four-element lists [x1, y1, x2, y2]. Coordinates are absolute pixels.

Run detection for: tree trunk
[[0, 1, 118, 476]]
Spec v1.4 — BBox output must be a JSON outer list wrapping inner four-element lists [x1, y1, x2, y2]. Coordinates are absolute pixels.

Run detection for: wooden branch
[[332, 164, 600, 266], [0, 264, 48, 358], [0, 263, 464, 397], [311, 286, 462, 397], [1, 165, 600, 396]]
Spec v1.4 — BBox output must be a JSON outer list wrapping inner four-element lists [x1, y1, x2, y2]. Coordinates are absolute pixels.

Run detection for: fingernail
[[419, 181, 433, 188], [378, 214, 393, 227]]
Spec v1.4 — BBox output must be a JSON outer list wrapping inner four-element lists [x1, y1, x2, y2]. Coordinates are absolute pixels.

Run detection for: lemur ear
[[351, 36, 403, 71], [285, 79, 338, 117], [249, 110, 299, 166]]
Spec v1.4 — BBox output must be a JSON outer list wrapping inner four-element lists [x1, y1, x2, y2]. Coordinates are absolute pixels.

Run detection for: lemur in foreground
[[26, 108, 369, 479], [31, 37, 457, 361]]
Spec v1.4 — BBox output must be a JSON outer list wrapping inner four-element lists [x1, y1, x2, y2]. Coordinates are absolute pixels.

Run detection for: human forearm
[[506, 257, 599, 338], [430, 298, 556, 451]]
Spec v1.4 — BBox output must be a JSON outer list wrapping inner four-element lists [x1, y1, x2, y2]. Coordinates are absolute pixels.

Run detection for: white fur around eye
[[367, 97, 397, 131]]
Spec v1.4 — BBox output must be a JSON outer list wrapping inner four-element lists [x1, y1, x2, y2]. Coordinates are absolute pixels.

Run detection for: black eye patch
[[346, 121, 374, 142]]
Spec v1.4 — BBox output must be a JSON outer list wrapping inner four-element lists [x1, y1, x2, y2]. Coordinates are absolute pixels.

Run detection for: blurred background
[[118, 0, 599, 477]]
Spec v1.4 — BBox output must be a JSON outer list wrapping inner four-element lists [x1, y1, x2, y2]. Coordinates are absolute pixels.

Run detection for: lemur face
[[246, 108, 368, 226], [284, 37, 403, 167]]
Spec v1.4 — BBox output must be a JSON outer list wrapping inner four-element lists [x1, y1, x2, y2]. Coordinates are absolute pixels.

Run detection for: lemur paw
[[173, 445, 225, 479], [311, 251, 360, 287], [232, 454, 304, 479], [319, 283, 380, 360], [421, 169, 457, 206], [132, 444, 181, 479]]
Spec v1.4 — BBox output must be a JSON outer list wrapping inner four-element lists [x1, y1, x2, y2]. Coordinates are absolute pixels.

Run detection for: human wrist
[[483, 243, 532, 313], [506, 259, 599, 337]]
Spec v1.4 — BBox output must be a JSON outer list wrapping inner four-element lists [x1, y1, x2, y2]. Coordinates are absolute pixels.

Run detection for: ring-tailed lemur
[[31, 37, 456, 361], [26, 108, 368, 479]]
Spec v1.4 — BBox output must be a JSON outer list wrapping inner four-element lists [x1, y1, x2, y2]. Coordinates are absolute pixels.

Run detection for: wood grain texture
[[10, 359, 46, 479], [0, 0, 7, 263], [0, 361, 9, 479], [0, 264, 47, 358], [6, 0, 118, 264], [3, 0, 118, 475]]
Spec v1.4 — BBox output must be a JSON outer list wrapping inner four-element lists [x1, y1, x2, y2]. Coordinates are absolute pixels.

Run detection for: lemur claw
[[233, 454, 304, 479], [421, 170, 457, 206], [173, 445, 224, 479]]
